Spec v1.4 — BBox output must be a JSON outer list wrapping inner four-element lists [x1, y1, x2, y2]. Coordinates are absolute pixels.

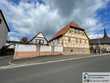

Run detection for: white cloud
[[8, 32, 20, 41], [0, 0, 109, 41]]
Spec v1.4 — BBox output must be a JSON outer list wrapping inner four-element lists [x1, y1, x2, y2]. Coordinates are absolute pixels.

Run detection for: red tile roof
[[49, 21, 85, 41]]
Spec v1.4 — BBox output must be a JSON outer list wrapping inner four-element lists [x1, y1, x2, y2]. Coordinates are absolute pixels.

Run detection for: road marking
[[0, 54, 109, 70]]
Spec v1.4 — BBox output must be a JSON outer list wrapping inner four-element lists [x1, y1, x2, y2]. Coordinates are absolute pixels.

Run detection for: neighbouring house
[[29, 32, 63, 55], [90, 28, 110, 54], [49, 22, 90, 55], [0, 10, 10, 49], [30, 32, 48, 45]]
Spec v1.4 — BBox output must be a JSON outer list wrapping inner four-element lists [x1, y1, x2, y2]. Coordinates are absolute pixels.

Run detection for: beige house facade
[[49, 22, 90, 55]]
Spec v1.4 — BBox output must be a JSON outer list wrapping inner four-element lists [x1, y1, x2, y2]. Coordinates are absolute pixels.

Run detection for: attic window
[[69, 29, 73, 33], [0, 19, 2, 24]]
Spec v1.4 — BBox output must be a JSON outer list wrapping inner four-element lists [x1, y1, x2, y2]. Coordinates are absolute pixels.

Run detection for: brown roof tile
[[49, 21, 85, 41]]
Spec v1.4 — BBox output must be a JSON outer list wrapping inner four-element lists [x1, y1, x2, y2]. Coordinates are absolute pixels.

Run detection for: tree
[[20, 37, 28, 43]]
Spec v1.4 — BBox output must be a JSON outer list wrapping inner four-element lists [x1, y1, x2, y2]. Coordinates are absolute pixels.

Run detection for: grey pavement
[[0, 55, 110, 83], [0, 56, 11, 66], [12, 55, 89, 64]]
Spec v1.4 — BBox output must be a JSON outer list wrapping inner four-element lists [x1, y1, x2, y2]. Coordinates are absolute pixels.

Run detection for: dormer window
[[69, 29, 74, 33]]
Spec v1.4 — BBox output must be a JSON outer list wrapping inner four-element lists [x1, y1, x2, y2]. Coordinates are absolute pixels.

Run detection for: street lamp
[[35, 39, 44, 56]]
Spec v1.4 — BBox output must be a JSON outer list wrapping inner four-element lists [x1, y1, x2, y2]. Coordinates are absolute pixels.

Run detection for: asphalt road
[[0, 55, 110, 83]]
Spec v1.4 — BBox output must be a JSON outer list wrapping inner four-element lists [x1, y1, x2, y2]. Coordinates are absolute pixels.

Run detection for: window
[[0, 19, 2, 24], [69, 29, 75, 33], [69, 30, 73, 33], [35, 39, 39, 44], [74, 29, 79, 34], [80, 39, 82, 43], [61, 41, 63, 45], [40, 40, 44, 45], [74, 29, 77, 33], [70, 49, 73, 52], [76, 38, 78, 43], [68, 38, 71, 42]]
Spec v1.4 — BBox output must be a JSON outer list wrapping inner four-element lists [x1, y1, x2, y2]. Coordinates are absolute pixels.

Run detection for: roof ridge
[[49, 21, 85, 41]]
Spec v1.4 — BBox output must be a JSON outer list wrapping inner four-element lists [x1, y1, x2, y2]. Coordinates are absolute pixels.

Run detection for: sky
[[0, 0, 110, 41]]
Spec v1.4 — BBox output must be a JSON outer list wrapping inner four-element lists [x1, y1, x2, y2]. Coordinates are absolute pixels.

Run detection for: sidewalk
[[0, 56, 12, 66], [10, 55, 90, 65], [9, 53, 110, 65]]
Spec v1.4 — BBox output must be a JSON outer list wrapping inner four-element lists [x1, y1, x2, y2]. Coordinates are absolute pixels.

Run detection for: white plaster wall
[[40, 46, 51, 52], [15, 44, 63, 53], [54, 46, 63, 52], [15, 44, 36, 52], [32, 38, 48, 45], [0, 12, 8, 49]]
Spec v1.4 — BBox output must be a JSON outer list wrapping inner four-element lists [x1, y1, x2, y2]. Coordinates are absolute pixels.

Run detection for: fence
[[14, 44, 63, 59]]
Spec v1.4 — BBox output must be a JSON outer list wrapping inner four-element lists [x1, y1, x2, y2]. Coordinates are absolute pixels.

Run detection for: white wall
[[15, 44, 63, 52], [40, 46, 51, 52], [31, 33, 48, 45], [54, 46, 63, 52], [15, 44, 36, 52], [0, 12, 8, 49], [14, 44, 63, 59]]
